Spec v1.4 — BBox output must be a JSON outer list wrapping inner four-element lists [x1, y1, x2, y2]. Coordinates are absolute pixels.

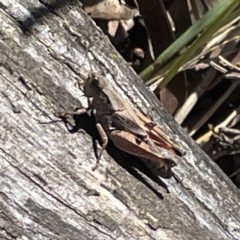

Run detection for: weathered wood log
[[0, 1, 240, 239]]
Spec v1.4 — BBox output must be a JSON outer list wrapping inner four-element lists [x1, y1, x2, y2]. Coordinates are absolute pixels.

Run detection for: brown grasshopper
[[59, 73, 185, 176]]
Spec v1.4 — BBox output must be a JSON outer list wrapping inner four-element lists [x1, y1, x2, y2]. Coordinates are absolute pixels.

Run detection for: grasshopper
[[59, 72, 185, 176]]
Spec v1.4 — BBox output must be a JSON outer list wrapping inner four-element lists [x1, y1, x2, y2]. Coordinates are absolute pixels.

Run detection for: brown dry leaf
[[108, 20, 119, 36], [108, 19, 135, 37], [84, 0, 139, 20]]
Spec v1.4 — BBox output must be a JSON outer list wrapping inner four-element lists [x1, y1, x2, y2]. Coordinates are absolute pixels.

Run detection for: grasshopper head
[[84, 73, 108, 97]]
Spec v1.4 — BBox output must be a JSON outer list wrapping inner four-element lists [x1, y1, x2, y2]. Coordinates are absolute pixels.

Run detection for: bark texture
[[0, 1, 240, 240]]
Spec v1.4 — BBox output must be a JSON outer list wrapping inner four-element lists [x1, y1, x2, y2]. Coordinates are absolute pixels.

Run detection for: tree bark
[[0, 1, 240, 239]]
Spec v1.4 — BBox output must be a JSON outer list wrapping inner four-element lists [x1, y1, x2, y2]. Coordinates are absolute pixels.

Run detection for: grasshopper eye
[[90, 78, 99, 87]]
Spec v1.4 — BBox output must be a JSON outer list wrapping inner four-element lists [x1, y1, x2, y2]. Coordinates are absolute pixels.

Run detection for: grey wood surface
[[0, 1, 240, 239]]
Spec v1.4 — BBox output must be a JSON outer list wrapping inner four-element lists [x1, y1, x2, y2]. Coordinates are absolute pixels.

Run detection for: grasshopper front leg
[[55, 108, 88, 118], [56, 109, 110, 171], [92, 123, 108, 171]]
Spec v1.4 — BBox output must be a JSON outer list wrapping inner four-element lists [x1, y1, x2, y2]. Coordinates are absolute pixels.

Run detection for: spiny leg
[[55, 108, 88, 117], [92, 123, 109, 171], [56, 109, 109, 171]]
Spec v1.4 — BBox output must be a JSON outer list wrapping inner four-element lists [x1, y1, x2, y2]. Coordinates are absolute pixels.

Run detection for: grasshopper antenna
[[86, 47, 94, 75], [75, 46, 95, 91], [84, 45, 108, 78]]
